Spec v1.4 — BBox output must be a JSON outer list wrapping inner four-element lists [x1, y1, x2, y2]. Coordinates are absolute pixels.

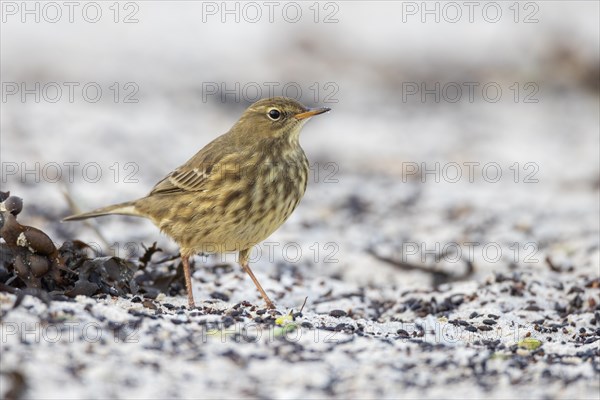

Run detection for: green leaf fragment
[[275, 314, 294, 326], [273, 322, 299, 337], [518, 337, 542, 350]]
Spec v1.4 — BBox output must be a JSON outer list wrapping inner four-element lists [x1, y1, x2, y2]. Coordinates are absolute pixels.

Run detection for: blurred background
[[2, 1, 598, 301]]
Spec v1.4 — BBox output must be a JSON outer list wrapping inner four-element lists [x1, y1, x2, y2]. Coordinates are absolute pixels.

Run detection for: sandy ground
[[1, 1, 599, 399]]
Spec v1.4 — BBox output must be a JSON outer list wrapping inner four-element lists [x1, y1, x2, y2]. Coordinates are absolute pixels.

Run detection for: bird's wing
[[148, 134, 233, 196], [149, 166, 212, 195]]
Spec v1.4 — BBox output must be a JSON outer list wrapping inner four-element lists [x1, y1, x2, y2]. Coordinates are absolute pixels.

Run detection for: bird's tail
[[62, 201, 141, 222]]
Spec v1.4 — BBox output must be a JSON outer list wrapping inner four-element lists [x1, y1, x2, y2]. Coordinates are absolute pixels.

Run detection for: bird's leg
[[181, 254, 196, 308], [239, 249, 275, 309]]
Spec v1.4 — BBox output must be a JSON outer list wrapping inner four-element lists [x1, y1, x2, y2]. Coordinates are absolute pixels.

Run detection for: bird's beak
[[294, 107, 331, 120]]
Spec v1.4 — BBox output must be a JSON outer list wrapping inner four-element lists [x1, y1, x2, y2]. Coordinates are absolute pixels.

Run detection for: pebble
[[210, 291, 230, 301], [397, 329, 410, 338], [329, 309, 347, 318]]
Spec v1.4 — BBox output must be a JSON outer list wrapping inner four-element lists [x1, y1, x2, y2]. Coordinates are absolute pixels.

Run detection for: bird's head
[[230, 97, 330, 144]]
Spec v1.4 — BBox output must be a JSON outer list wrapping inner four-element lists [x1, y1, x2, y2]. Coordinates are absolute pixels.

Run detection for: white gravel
[[1, 2, 599, 399]]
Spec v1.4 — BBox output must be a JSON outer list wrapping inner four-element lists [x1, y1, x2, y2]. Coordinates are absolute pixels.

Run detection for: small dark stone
[[482, 319, 497, 325], [568, 286, 585, 294], [221, 349, 244, 365], [487, 314, 500, 319], [570, 295, 583, 309], [210, 291, 230, 301], [524, 305, 543, 311], [469, 312, 479, 319], [329, 309, 347, 318], [555, 303, 567, 313], [334, 323, 353, 331], [131, 296, 142, 303], [319, 324, 336, 332], [415, 325, 425, 337], [478, 325, 493, 331], [397, 329, 410, 338], [465, 325, 477, 332], [482, 339, 501, 350], [343, 195, 370, 216], [142, 300, 157, 310]]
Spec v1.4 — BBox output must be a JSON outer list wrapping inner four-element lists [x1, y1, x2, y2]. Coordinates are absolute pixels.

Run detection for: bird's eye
[[267, 109, 281, 121]]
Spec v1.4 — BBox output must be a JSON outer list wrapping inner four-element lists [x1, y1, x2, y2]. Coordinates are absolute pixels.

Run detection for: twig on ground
[[367, 246, 475, 287]]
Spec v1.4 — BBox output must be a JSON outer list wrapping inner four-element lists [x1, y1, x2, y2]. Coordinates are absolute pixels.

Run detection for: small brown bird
[[64, 97, 330, 309]]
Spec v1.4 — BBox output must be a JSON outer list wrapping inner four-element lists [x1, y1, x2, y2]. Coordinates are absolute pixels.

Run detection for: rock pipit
[[64, 97, 330, 309]]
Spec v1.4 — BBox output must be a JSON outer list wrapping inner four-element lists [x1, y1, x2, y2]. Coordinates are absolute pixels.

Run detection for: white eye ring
[[267, 108, 282, 121]]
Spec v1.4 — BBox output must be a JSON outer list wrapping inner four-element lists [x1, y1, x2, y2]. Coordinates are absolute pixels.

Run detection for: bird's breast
[[159, 147, 309, 255]]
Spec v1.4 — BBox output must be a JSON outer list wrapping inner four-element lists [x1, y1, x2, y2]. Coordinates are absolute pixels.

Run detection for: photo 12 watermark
[[2, 82, 140, 104], [401, 162, 540, 184], [1, 1, 140, 23], [401, 1, 540, 24], [401, 82, 540, 104], [1, 160, 340, 185], [200, 1, 340, 24], [395, 240, 541, 265], [1, 161, 140, 185], [1, 321, 140, 344], [201, 81, 339, 104]]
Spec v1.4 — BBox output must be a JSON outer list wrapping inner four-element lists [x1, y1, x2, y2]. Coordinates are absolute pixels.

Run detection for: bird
[[63, 97, 331, 309]]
